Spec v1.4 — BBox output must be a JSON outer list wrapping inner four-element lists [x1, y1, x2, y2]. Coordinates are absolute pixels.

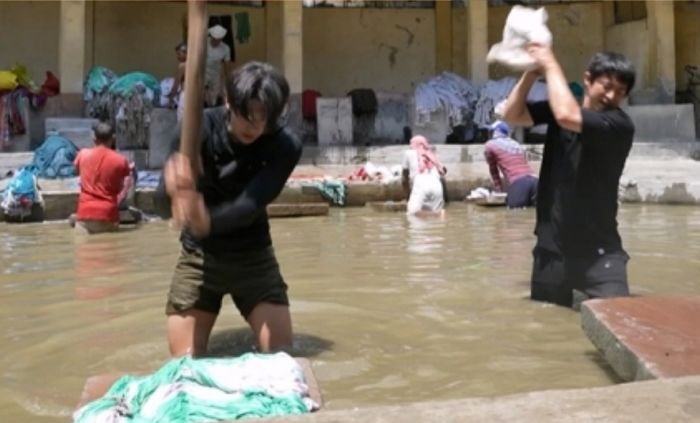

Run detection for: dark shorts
[[507, 175, 538, 208], [530, 247, 629, 307], [166, 245, 289, 318]]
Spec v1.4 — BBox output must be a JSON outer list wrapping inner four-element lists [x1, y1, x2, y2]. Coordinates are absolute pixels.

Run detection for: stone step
[[45, 117, 98, 149], [581, 296, 700, 382], [367, 200, 407, 212], [266, 202, 329, 217]]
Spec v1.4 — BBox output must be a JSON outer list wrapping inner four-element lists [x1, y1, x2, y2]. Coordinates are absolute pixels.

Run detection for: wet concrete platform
[[581, 297, 700, 382], [256, 374, 700, 423]]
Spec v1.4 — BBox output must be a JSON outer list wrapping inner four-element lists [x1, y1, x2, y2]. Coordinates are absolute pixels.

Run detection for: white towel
[[486, 6, 552, 71]]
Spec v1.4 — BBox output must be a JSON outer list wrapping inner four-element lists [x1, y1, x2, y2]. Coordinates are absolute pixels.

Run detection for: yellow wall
[[606, 19, 648, 89], [0, 1, 60, 83], [487, 3, 605, 82], [675, 1, 700, 91], [92, 1, 266, 80], [303, 8, 435, 96]]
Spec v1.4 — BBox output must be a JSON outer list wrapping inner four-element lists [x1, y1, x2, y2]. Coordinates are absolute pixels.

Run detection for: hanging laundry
[[414, 72, 479, 134], [235, 12, 251, 44]]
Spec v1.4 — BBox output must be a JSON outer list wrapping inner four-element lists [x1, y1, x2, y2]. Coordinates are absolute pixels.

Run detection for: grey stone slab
[[256, 375, 700, 423], [317, 98, 353, 146], [148, 108, 178, 169], [625, 104, 696, 142]]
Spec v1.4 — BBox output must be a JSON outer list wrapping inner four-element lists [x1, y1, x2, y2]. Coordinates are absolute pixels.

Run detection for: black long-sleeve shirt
[[156, 107, 302, 253]]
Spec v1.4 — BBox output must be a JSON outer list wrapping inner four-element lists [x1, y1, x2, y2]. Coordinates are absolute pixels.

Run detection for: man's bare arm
[[501, 71, 539, 127]]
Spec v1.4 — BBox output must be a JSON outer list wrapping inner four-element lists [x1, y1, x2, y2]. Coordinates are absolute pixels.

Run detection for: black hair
[[174, 42, 187, 52], [225, 61, 289, 132], [93, 121, 114, 144], [586, 52, 636, 94]]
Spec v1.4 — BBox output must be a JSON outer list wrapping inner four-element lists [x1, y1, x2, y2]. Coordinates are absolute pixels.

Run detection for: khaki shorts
[[166, 245, 289, 318]]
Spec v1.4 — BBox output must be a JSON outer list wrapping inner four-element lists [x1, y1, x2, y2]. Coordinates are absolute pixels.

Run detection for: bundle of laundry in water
[[73, 352, 318, 423]]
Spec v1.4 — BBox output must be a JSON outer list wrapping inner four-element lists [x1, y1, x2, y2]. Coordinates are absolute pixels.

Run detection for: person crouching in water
[[402, 135, 447, 217], [484, 120, 538, 208], [73, 122, 132, 234]]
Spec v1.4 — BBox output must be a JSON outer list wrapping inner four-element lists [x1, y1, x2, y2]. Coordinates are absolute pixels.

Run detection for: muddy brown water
[[1, 204, 699, 421]]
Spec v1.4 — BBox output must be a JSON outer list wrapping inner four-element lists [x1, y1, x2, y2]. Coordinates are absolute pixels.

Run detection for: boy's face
[[583, 72, 629, 111], [227, 100, 267, 145], [176, 48, 187, 62]]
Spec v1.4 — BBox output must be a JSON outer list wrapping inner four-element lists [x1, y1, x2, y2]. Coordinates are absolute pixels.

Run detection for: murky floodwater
[[1, 204, 699, 421]]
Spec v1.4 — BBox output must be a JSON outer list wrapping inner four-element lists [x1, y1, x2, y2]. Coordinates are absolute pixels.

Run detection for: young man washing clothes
[[157, 62, 302, 356], [502, 47, 636, 307]]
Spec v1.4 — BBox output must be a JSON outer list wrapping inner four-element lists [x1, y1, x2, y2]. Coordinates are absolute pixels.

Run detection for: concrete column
[[466, 0, 488, 84], [265, 0, 284, 71], [59, 0, 86, 94], [281, 0, 303, 94], [646, 0, 675, 103], [435, 0, 453, 73]]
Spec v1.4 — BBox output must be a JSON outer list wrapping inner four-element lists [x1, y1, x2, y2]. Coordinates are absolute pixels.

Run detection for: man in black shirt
[[502, 47, 636, 307], [158, 62, 302, 355]]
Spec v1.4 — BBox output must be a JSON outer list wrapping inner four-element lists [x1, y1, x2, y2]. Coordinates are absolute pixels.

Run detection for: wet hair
[[174, 42, 187, 52], [586, 52, 636, 94], [225, 61, 289, 132], [93, 121, 114, 144]]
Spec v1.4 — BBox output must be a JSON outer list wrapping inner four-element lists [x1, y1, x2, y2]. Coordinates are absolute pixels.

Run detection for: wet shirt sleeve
[[208, 130, 302, 235]]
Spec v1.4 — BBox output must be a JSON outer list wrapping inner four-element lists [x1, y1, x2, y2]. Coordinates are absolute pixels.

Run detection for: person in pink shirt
[[484, 120, 538, 208]]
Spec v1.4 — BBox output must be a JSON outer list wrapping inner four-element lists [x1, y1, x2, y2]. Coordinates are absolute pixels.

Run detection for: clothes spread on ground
[[74, 145, 131, 223], [155, 107, 302, 254], [487, 5, 552, 71], [414, 72, 479, 136], [73, 352, 318, 423], [347, 162, 402, 184], [303, 178, 347, 206], [527, 100, 634, 257], [30, 134, 79, 178]]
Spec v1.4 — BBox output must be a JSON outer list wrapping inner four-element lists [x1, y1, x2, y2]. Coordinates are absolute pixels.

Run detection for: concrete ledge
[[367, 200, 407, 212], [267, 203, 330, 217], [257, 374, 700, 422], [582, 297, 700, 382]]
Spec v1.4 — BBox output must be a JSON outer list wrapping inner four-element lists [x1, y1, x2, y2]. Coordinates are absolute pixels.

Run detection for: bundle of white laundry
[[486, 5, 553, 71]]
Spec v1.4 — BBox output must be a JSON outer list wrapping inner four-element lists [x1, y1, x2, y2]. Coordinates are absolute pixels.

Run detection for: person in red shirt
[[73, 122, 131, 234]]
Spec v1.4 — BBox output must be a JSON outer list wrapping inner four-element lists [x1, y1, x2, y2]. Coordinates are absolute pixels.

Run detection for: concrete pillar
[[265, 0, 284, 71], [281, 0, 303, 95], [266, 0, 302, 94], [646, 0, 675, 103], [435, 0, 453, 73], [59, 0, 86, 94], [466, 0, 488, 84]]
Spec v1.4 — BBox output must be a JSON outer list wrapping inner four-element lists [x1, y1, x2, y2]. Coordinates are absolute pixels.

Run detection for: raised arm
[[528, 44, 582, 133], [501, 71, 539, 127]]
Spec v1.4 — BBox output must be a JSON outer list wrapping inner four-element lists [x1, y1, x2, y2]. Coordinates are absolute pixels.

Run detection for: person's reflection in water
[[74, 235, 125, 301]]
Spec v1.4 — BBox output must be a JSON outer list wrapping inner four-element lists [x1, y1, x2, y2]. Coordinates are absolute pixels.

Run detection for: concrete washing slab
[[581, 297, 700, 382], [255, 374, 700, 423]]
